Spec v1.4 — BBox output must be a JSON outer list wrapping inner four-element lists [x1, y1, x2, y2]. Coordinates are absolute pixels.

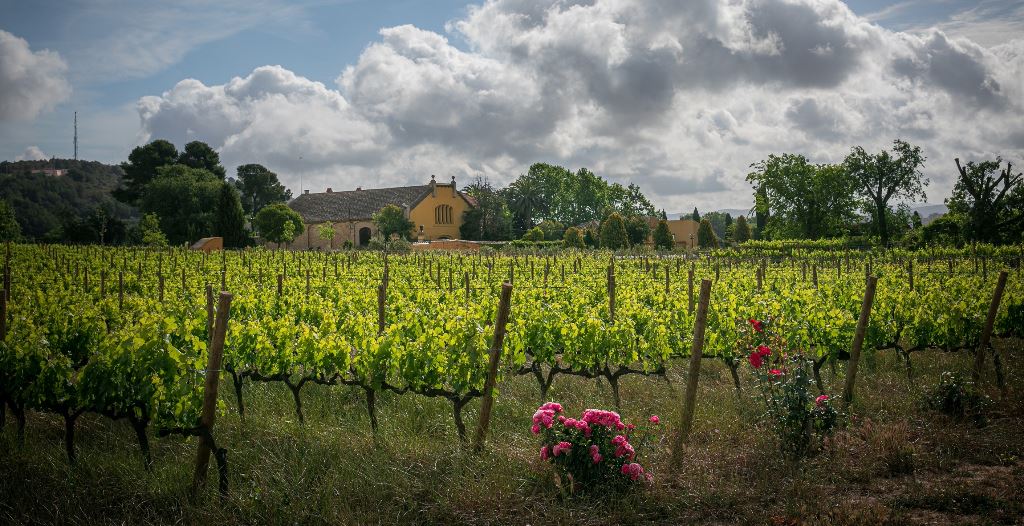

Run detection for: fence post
[[192, 291, 233, 496], [474, 282, 514, 452], [842, 276, 878, 411], [973, 271, 1008, 389], [674, 279, 712, 459]]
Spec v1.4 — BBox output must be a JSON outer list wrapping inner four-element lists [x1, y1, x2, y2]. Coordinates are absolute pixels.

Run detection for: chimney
[[430, 175, 436, 197], [356, 186, 362, 191], [326, 187, 333, 193], [304, 189, 309, 194], [451, 176, 457, 197]]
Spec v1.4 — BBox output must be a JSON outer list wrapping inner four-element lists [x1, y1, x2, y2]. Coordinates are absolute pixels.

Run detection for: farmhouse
[[284, 176, 475, 249]]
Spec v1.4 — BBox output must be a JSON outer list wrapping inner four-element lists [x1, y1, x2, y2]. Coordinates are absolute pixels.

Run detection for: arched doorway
[[358, 227, 372, 247]]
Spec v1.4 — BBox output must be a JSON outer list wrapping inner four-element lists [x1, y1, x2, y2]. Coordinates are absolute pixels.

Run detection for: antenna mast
[[73, 112, 78, 161]]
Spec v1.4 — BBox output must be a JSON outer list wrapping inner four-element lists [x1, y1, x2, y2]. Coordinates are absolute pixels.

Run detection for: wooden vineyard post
[[159, 274, 165, 302], [118, 272, 124, 309], [842, 276, 878, 411], [607, 264, 616, 323], [812, 264, 818, 289], [973, 271, 1008, 390], [377, 284, 386, 334], [908, 260, 914, 292], [277, 274, 283, 297], [206, 284, 214, 342], [1, 288, 6, 341], [665, 267, 670, 294], [464, 272, 470, 305], [688, 267, 695, 314], [474, 281, 514, 452], [673, 279, 712, 459], [192, 291, 233, 497]]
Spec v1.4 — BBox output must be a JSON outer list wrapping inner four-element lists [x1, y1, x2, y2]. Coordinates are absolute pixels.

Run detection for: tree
[[0, 200, 21, 242], [214, 182, 247, 248], [625, 216, 651, 246], [522, 226, 545, 242], [178, 141, 226, 179], [117, 139, 179, 203], [372, 204, 414, 241], [734, 215, 752, 243], [318, 222, 336, 246], [140, 164, 221, 245], [912, 211, 923, 229], [948, 158, 1023, 244], [610, 182, 657, 217], [746, 154, 859, 239], [554, 168, 610, 226], [563, 226, 585, 249], [691, 208, 700, 221], [233, 164, 292, 216], [461, 177, 512, 241], [501, 163, 563, 236], [754, 187, 769, 240], [139, 213, 168, 247], [843, 139, 928, 247], [653, 220, 673, 250], [599, 212, 628, 250], [923, 213, 963, 246], [255, 203, 305, 247], [535, 220, 565, 241], [701, 211, 730, 240], [697, 218, 719, 249]]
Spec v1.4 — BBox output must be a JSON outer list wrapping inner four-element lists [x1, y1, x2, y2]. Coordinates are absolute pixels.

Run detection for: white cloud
[[14, 145, 47, 161], [134, 0, 1024, 212], [0, 30, 71, 120]]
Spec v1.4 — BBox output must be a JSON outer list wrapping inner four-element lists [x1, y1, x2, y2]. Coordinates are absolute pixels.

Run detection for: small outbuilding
[[191, 237, 223, 252]]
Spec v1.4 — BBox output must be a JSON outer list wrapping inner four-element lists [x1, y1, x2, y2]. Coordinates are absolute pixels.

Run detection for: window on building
[[434, 204, 453, 225]]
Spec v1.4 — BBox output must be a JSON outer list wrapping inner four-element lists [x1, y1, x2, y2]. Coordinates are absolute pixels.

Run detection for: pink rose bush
[[742, 318, 839, 460], [532, 402, 659, 492]]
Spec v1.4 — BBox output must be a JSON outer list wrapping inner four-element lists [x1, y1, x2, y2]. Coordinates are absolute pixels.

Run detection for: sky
[[1, 0, 1022, 214]]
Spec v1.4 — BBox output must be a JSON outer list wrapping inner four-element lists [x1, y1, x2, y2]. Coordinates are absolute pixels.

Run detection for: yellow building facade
[[284, 176, 476, 250]]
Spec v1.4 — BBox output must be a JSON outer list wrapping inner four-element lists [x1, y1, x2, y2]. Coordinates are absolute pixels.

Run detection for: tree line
[[745, 139, 1023, 247]]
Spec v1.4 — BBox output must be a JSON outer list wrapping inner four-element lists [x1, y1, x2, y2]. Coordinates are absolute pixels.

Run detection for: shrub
[[653, 220, 673, 250], [523, 226, 545, 242], [531, 402, 658, 494], [563, 226, 585, 249], [697, 218, 719, 249], [599, 213, 628, 250], [921, 371, 991, 426], [743, 318, 838, 460]]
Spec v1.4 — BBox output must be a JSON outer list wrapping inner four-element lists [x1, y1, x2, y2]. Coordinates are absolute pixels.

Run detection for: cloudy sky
[[1, 0, 1022, 213]]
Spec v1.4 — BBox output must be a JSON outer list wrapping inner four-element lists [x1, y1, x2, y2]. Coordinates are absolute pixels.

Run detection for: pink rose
[[589, 445, 600, 456], [539, 402, 563, 413], [769, 368, 783, 377], [621, 462, 645, 481], [649, 415, 660, 424], [531, 424, 540, 434], [592, 453, 603, 464], [815, 394, 829, 406], [552, 441, 572, 457], [540, 446, 550, 461]]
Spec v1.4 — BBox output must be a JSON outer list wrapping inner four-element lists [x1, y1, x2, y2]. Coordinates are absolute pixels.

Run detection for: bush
[[531, 402, 658, 494], [653, 220, 673, 250], [743, 318, 838, 460], [599, 213, 628, 250], [563, 226, 585, 249], [523, 226, 545, 242], [697, 218, 719, 249], [921, 372, 991, 426]]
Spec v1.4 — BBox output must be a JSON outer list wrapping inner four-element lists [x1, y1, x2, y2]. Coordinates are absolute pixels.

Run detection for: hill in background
[[0, 159, 134, 239]]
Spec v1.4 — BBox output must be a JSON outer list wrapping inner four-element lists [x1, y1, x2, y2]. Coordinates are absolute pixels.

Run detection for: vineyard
[[1, 243, 1023, 524]]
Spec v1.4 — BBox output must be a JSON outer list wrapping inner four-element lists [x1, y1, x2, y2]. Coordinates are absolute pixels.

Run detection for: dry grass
[[1, 340, 1023, 525]]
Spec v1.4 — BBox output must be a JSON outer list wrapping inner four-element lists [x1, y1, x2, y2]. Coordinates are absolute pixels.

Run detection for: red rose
[[748, 318, 764, 333]]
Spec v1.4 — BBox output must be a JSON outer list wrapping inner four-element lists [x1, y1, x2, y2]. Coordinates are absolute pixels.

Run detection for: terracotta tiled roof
[[287, 184, 475, 223]]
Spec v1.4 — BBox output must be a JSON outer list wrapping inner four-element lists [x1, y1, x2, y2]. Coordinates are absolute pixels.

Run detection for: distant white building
[[32, 167, 67, 177]]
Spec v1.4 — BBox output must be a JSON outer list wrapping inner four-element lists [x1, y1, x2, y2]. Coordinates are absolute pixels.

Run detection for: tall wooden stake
[[674, 279, 712, 458], [474, 282, 513, 452], [973, 271, 1008, 388], [192, 291, 233, 495], [842, 276, 878, 411]]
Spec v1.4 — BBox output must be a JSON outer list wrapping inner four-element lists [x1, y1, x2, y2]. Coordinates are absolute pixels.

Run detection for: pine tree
[[0, 200, 21, 242], [653, 220, 674, 250], [214, 182, 247, 247], [734, 215, 752, 243], [697, 218, 719, 249], [691, 207, 700, 221]]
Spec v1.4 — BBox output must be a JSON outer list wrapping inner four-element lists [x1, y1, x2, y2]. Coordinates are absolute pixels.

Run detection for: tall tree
[[624, 216, 651, 246], [117, 139, 179, 203], [948, 158, 1023, 244], [554, 168, 609, 226], [0, 199, 21, 242], [697, 218, 719, 249], [254, 203, 305, 247], [754, 187, 769, 240], [653, 220, 674, 250], [501, 163, 563, 235], [140, 164, 221, 245], [372, 204, 414, 241], [734, 215, 752, 243], [747, 154, 859, 239], [610, 182, 657, 217], [233, 164, 292, 216], [843, 139, 928, 247], [178, 141, 226, 179], [214, 182, 247, 247], [691, 208, 700, 221], [461, 177, 512, 241], [138, 213, 168, 247]]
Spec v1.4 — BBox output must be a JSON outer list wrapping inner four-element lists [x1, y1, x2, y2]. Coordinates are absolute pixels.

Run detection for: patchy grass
[[2, 340, 1023, 525]]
